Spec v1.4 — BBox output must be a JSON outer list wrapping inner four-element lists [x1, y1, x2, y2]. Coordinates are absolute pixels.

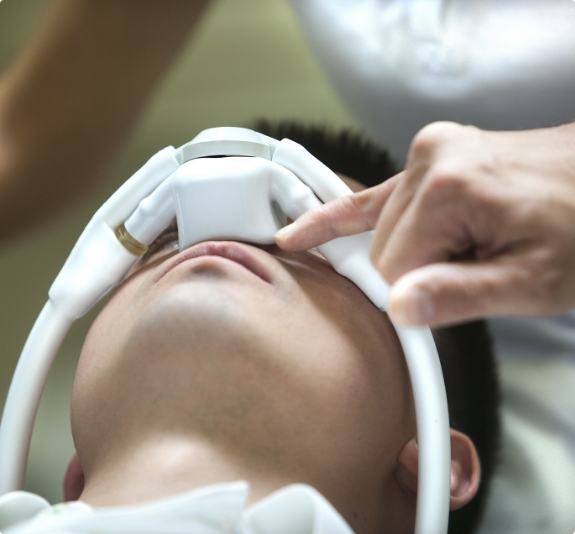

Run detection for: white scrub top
[[0, 482, 353, 533], [288, 1, 575, 533], [290, 0, 575, 163]]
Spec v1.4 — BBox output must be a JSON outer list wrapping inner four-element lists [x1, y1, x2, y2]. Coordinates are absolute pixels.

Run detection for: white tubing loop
[[48, 225, 138, 320], [124, 177, 176, 246], [396, 326, 451, 534], [273, 138, 353, 202], [269, 162, 321, 221], [0, 302, 72, 494], [48, 147, 180, 319], [98, 147, 179, 229]]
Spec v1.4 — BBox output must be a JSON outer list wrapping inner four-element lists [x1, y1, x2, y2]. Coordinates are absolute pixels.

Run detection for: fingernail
[[275, 223, 297, 243], [392, 287, 435, 325]]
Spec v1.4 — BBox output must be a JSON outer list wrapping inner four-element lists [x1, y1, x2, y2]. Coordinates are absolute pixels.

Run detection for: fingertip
[[388, 263, 497, 327], [274, 225, 308, 251], [273, 229, 291, 249], [274, 236, 297, 251], [388, 281, 435, 326]]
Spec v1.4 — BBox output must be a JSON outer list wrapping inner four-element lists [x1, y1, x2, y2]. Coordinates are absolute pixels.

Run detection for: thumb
[[387, 259, 527, 327], [275, 174, 401, 251]]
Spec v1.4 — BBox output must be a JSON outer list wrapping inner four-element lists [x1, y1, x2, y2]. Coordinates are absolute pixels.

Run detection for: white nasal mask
[[0, 127, 450, 534]]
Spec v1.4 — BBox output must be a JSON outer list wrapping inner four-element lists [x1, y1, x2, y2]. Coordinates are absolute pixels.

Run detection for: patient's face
[[72, 178, 415, 522]]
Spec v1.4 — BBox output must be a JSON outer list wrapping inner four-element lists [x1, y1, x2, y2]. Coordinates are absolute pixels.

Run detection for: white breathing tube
[[0, 128, 450, 534]]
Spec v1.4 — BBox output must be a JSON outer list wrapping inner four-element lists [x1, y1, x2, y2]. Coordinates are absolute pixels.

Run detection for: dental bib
[[0, 128, 450, 534]]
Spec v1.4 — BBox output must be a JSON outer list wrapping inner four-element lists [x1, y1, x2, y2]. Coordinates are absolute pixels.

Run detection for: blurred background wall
[[0, 0, 355, 503]]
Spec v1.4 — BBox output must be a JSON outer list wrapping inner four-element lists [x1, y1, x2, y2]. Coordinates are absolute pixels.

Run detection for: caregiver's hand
[[275, 121, 575, 327]]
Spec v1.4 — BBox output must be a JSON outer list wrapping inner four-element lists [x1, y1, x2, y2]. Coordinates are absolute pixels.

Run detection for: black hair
[[252, 120, 501, 534]]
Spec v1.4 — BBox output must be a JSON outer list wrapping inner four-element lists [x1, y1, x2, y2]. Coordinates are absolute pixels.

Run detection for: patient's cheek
[[72, 277, 146, 413], [82, 272, 148, 350]]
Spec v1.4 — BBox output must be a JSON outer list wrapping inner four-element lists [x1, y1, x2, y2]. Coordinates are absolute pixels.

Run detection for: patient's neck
[[77, 428, 400, 534], [78, 432, 290, 508]]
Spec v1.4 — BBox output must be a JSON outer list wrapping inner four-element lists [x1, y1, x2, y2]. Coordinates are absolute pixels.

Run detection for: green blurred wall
[[0, 0, 355, 503]]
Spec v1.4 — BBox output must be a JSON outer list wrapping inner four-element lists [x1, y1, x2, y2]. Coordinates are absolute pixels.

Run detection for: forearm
[[0, 0, 209, 242]]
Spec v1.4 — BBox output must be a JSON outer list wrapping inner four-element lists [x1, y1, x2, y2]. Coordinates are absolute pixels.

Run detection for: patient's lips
[[156, 241, 273, 284]]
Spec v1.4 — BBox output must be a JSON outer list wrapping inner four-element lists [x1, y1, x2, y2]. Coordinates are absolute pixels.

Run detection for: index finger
[[275, 173, 402, 251]]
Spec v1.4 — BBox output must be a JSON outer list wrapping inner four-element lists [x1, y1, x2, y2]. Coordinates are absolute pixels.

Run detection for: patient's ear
[[395, 430, 481, 510], [63, 452, 85, 501]]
